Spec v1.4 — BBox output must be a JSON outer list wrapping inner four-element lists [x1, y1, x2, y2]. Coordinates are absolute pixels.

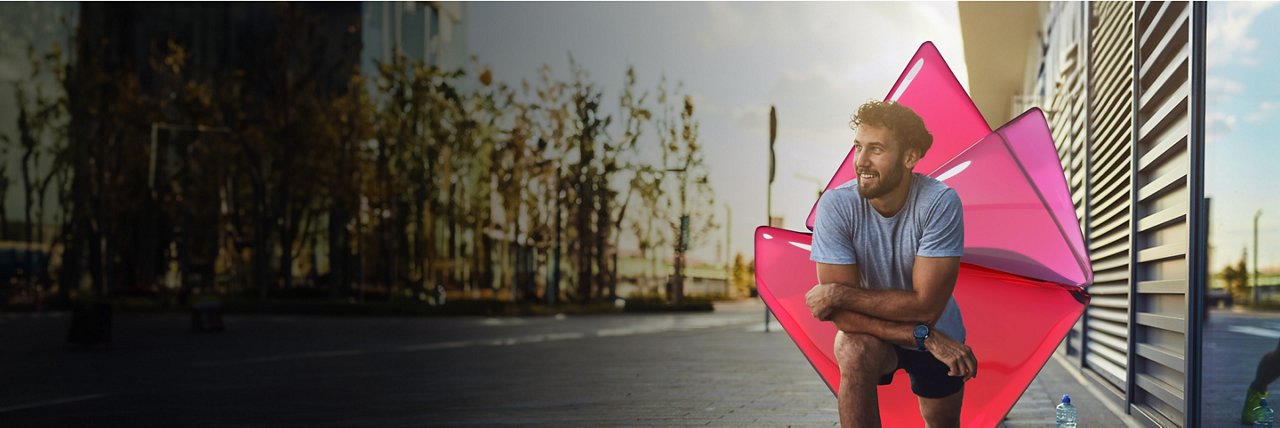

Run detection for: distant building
[[0, 2, 79, 240], [361, 2, 467, 73]]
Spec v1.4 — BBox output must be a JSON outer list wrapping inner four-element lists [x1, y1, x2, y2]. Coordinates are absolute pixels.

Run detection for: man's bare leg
[[918, 388, 964, 428], [835, 331, 898, 428], [1252, 349, 1280, 392]]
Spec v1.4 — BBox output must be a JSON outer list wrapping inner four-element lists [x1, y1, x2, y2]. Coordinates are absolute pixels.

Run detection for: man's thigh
[[917, 388, 963, 428], [834, 331, 898, 380]]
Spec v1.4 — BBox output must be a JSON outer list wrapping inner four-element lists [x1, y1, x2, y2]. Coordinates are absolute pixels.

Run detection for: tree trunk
[[253, 179, 272, 301], [328, 204, 348, 297], [595, 182, 612, 299], [277, 176, 295, 290]]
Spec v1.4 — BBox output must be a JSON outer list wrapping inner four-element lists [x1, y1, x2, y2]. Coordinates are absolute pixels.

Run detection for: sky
[[1205, 2, 1280, 273], [0, 3, 76, 227], [468, 2, 969, 265], [2, 3, 1268, 274]]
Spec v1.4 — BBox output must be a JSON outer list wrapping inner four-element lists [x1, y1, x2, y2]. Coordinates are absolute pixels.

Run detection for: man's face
[[853, 124, 917, 199]]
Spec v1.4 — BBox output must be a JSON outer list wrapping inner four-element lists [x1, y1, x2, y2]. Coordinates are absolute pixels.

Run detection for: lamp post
[[764, 106, 776, 332], [1255, 210, 1263, 304], [724, 203, 732, 296]]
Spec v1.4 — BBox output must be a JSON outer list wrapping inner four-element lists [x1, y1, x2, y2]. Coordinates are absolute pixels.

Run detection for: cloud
[[697, 2, 752, 52], [1206, 76, 1244, 105], [730, 104, 770, 135], [1244, 101, 1280, 124], [691, 2, 967, 150], [1207, 2, 1278, 67], [1206, 111, 1237, 143], [687, 91, 726, 118]]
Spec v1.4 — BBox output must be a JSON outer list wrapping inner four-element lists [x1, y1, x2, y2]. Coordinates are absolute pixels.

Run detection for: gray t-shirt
[[809, 173, 966, 346]]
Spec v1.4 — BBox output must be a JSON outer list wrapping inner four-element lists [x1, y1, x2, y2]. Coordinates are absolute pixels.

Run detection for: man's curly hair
[[849, 100, 933, 157]]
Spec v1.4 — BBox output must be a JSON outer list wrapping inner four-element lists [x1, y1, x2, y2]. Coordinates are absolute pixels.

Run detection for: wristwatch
[[913, 324, 931, 351]]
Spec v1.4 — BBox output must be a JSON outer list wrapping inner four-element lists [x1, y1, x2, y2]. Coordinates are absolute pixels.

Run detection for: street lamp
[[1255, 209, 1263, 304], [724, 203, 732, 296], [765, 105, 776, 332]]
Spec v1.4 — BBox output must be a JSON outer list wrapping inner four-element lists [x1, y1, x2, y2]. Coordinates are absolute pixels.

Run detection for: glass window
[[1202, 3, 1280, 425]]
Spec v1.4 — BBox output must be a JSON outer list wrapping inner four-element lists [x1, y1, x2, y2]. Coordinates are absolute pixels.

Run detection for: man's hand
[[806, 283, 845, 321], [924, 330, 977, 381]]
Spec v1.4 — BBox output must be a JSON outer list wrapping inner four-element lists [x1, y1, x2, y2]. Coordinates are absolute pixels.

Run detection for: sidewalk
[[1000, 352, 1138, 427], [754, 307, 1136, 427]]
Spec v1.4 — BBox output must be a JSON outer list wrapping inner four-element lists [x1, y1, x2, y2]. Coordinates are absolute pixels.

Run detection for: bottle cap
[[1061, 394, 1071, 404], [1263, 398, 1270, 407]]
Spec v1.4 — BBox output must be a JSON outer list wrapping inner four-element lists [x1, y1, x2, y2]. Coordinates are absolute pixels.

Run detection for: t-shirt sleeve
[[810, 192, 857, 264], [918, 188, 964, 257]]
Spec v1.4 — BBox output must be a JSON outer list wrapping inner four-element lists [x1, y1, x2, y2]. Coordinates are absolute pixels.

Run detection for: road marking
[[1228, 325, 1280, 339], [192, 318, 755, 367], [0, 394, 107, 413], [192, 350, 368, 367]]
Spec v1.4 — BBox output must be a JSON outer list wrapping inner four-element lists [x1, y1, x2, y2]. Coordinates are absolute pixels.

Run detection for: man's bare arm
[[828, 310, 916, 347], [809, 261, 977, 379], [811, 261, 916, 346], [810, 256, 960, 325]]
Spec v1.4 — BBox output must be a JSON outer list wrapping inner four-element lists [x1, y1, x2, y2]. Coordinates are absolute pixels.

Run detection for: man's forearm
[[828, 309, 916, 348], [829, 283, 935, 324]]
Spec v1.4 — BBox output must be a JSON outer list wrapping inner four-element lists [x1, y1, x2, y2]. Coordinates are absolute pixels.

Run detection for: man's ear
[[903, 147, 922, 170]]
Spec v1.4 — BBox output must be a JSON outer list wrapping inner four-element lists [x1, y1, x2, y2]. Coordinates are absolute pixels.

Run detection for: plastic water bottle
[[1255, 398, 1277, 427], [1055, 394, 1077, 428]]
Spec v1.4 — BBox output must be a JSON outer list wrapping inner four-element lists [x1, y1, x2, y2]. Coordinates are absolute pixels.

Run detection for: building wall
[[1082, 0, 1135, 397], [962, 1, 1207, 426], [361, 1, 468, 74], [1129, 2, 1201, 425], [0, 2, 80, 239]]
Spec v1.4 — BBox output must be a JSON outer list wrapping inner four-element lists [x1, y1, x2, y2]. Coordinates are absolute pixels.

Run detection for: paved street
[[1202, 309, 1280, 426], [1, 299, 1138, 427], [1, 300, 836, 426]]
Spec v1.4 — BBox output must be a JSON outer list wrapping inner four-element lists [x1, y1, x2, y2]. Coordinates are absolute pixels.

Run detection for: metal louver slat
[[1128, 1, 1197, 425], [1082, 1, 1134, 396]]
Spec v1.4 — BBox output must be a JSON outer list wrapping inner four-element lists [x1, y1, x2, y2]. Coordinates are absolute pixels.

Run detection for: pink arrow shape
[[804, 42, 992, 232], [757, 42, 1091, 427]]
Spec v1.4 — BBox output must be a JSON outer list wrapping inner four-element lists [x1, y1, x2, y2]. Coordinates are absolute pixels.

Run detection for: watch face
[[914, 325, 929, 338]]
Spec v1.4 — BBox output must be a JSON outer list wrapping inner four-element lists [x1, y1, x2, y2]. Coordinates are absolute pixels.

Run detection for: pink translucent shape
[[755, 226, 1087, 428], [931, 108, 1091, 287], [804, 41, 992, 231], [757, 41, 1093, 426]]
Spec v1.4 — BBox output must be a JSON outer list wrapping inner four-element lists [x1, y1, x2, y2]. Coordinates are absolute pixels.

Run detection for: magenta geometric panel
[[757, 42, 1091, 427], [804, 42, 992, 232]]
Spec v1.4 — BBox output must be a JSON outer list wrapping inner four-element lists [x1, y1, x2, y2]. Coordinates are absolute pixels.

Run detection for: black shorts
[[877, 346, 964, 399]]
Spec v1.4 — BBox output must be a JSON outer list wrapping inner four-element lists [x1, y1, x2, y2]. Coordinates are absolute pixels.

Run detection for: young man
[[806, 100, 977, 428]]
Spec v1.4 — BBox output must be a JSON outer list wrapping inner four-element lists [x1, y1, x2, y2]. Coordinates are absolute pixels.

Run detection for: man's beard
[[857, 164, 907, 199]]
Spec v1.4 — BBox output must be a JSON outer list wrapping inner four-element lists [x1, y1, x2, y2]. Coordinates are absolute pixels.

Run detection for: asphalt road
[[0, 298, 1182, 427], [0, 300, 837, 427]]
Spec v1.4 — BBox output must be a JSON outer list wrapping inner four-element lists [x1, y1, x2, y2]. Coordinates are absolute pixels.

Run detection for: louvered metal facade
[[961, 1, 1207, 426], [1081, 0, 1137, 395], [1127, 1, 1204, 425]]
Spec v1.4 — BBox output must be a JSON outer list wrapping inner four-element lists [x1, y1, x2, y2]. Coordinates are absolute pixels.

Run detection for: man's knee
[[835, 333, 891, 380]]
